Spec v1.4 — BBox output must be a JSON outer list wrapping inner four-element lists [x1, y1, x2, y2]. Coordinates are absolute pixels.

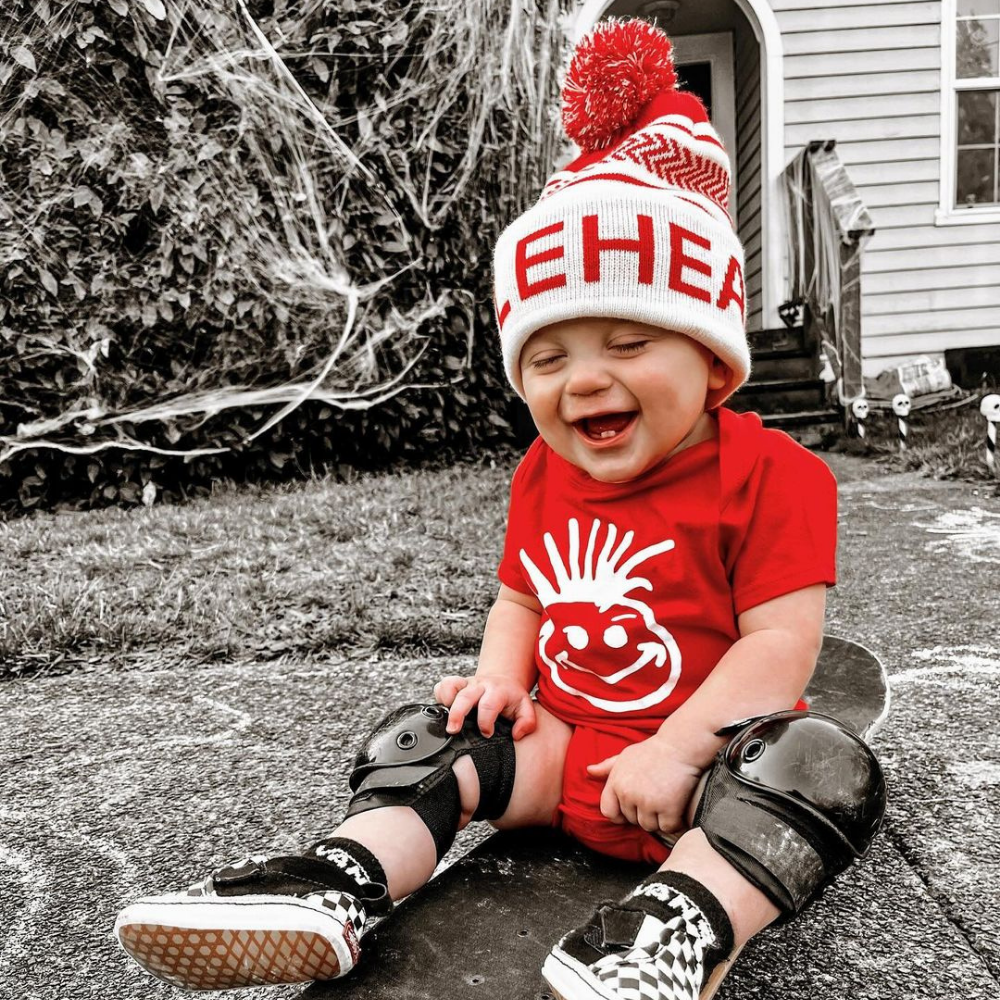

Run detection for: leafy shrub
[[0, 0, 566, 512]]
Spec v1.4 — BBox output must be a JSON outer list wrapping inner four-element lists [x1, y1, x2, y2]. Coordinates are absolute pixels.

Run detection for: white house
[[574, 0, 1000, 395]]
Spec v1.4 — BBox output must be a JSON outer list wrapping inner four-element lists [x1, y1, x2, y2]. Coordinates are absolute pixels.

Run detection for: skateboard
[[315, 635, 888, 1000]]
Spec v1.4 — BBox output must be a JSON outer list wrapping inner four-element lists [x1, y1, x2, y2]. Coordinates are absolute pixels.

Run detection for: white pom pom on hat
[[493, 18, 750, 410]]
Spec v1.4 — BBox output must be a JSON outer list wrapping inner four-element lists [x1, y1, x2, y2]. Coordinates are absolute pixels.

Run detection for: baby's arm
[[434, 583, 542, 740], [657, 583, 826, 768], [593, 584, 826, 834]]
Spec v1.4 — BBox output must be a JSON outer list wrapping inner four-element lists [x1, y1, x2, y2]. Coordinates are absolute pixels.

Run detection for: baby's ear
[[708, 354, 730, 391]]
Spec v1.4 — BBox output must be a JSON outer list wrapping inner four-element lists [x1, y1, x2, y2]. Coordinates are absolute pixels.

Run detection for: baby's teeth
[[599, 430, 616, 439]]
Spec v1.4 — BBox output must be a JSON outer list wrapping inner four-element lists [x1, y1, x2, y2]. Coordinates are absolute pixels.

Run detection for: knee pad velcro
[[693, 711, 886, 918], [345, 703, 516, 861]]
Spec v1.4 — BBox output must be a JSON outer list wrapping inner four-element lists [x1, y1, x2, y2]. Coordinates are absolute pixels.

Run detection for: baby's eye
[[529, 354, 564, 370], [611, 341, 648, 354]]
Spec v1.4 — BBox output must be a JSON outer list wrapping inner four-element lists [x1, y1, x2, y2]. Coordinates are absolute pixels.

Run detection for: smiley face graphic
[[521, 519, 682, 713]]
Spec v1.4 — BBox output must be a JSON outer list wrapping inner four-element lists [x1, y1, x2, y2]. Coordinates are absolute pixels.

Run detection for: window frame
[[938, 0, 1000, 225]]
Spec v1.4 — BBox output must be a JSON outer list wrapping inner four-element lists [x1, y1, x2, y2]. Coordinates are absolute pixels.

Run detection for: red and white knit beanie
[[494, 18, 749, 409]]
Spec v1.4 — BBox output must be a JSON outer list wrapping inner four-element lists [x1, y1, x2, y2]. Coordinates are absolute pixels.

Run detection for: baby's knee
[[692, 711, 886, 919], [345, 703, 517, 860]]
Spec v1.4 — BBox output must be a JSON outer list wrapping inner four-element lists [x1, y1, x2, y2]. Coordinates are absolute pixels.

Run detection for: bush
[[0, 0, 567, 512]]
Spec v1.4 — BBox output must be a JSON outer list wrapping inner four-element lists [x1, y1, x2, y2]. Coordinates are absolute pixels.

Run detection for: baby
[[115, 19, 884, 1000]]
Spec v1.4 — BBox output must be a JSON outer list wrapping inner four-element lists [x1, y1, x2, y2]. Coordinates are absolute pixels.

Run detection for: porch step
[[759, 407, 842, 428], [738, 326, 841, 435], [739, 376, 825, 392], [749, 325, 807, 357], [751, 353, 816, 381], [759, 407, 844, 448], [729, 377, 828, 415]]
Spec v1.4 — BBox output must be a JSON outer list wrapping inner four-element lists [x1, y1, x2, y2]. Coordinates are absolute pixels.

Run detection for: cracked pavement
[[0, 454, 997, 999]]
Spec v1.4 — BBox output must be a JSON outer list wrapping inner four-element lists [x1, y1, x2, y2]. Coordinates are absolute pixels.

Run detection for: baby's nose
[[565, 358, 614, 395]]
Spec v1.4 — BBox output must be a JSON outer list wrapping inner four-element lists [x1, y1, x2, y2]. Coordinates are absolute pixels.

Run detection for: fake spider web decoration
[[0, 0, 568, 464]]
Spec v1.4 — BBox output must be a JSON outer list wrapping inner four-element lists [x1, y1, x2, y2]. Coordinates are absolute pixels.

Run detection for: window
[[942, 0, 1000, 221]]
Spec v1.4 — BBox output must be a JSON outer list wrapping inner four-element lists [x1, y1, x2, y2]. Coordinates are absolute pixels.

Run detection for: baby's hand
[[433, 674, 536, 740], [587, 736, 703, 836]]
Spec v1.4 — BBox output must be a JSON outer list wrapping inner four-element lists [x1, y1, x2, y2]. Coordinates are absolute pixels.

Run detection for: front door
[[670, 32, 737, 211]]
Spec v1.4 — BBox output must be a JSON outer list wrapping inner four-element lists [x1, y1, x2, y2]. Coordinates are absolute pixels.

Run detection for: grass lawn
[[0, 457, 515, 679], [2, 396, 996, 680]]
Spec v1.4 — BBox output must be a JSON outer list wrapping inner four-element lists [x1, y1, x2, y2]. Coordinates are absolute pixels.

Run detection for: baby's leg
[[543, 836, 761, 1000], [542, 714, 885, 1000], [116, 703, 572, 990], [335, 700, 572, 899], [657, 828, 777, 947]]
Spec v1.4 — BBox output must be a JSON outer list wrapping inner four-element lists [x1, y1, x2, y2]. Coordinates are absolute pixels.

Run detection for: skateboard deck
[[316, 635, 888, 1000]]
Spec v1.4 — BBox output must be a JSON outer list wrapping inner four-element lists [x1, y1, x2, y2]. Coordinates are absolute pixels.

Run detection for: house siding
[[735, 15, 764, 332], [770, 0, 1000, 373]]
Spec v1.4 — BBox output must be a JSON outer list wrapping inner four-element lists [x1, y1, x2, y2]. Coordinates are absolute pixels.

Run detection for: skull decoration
[[980, 394, 1000, 423], [892, 393, 912, 418], [851, 397, 870, 421]]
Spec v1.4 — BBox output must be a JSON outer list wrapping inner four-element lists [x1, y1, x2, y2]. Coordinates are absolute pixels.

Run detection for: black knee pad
[[693, 710, 886, 918], [345, 703, 517, 861]]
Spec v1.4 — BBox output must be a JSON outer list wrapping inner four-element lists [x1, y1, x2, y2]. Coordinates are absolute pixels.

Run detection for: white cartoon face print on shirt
[[519, 518, 681, 713]]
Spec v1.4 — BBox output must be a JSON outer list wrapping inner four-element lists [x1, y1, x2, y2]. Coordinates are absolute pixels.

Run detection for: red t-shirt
[[497, 408, 837, 736]]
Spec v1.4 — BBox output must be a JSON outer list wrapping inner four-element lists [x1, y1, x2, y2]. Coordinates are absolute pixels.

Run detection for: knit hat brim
[[494, 180, 750, 408]]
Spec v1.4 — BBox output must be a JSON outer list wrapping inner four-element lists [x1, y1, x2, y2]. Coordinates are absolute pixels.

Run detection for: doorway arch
[[572, 0, 785, 329]]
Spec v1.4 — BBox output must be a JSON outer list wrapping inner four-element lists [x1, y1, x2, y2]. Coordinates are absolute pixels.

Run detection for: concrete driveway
[[1, 454, 997, 999]]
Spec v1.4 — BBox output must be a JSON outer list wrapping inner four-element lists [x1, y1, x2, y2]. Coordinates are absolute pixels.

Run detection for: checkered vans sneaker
[[115, 855, 386, 990], [541, 883, 736, 1000]]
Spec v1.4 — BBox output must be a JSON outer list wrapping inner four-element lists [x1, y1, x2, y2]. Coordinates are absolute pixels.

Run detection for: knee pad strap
[[695, 763, 827, 915], [345, 704, 517, 861]]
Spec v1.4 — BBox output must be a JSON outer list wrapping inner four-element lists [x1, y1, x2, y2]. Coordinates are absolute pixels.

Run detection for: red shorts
[[553, 725, 672, 867], [552, 699, 810, 865]]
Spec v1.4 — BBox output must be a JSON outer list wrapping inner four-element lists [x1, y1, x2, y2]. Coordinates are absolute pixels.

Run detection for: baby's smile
[[573, 411, 638, 443], [554, 642, 667, 685]]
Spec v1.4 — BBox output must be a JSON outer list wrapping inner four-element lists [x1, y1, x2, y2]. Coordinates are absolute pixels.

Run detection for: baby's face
[[519, 318, 727, 483]]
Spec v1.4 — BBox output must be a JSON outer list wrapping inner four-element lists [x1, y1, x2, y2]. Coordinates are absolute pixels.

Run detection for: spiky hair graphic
[[520, 518, 674, 609]]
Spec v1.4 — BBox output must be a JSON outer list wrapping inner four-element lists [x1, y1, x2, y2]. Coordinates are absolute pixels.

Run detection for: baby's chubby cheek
[[520, 391, 568, 448]]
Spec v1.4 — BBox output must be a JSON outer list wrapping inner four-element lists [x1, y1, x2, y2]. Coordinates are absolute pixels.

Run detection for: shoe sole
[[115, 896, 356, 990], [541, 944, 742, 1000]]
